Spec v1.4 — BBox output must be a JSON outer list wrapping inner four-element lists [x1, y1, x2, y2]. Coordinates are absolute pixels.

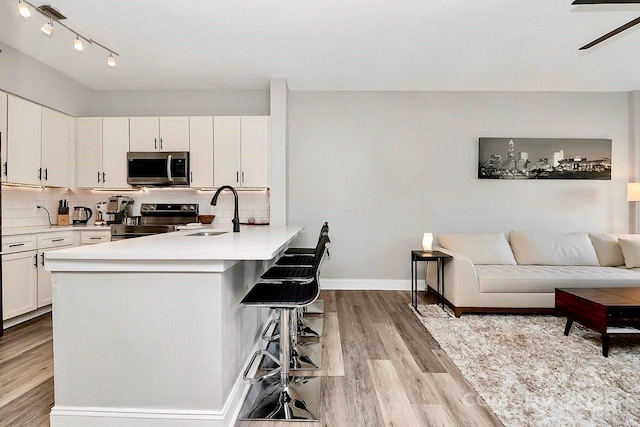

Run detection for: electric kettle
[[72, 206, 93, 225]]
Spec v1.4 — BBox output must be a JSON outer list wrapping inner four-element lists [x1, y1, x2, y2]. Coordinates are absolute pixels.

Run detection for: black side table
[[411, 250, 452, 315]]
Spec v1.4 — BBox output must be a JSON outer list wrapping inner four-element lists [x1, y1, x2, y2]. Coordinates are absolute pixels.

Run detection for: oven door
[[127, 151, 189, 185]]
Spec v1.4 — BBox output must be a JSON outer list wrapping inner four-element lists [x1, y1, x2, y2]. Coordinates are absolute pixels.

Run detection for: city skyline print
[[478, 137, 612, 180]]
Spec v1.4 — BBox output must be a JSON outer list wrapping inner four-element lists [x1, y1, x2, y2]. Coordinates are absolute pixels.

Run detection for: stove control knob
[[189, 205, 196, 210]]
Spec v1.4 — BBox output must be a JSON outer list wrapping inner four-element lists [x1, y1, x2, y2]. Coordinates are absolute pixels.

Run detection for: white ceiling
[[1, 0, 640, 92]]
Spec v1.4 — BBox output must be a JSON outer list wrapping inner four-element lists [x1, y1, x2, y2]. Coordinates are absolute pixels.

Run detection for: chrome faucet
[[210, 185, 240, 232]]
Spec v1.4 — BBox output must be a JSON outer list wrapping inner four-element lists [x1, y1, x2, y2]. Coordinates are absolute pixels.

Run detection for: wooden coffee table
[[555, 287, 640, 357]]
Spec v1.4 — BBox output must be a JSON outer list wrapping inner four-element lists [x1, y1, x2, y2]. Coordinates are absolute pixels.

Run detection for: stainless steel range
[[111, 203, 198, 240]]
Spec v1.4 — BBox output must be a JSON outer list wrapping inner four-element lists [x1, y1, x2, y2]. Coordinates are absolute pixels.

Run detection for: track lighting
[[17, 0, 30, 19], [73, 35, 83, 52], [16, 0, 119, 68], [41, 19, 53, 37]]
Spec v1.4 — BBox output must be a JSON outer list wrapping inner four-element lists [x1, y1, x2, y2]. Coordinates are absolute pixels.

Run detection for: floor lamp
[[627, 183, 640, 233]]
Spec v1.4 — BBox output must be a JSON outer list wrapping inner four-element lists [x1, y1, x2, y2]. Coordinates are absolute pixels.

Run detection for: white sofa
[[426, 231, 640, 317]]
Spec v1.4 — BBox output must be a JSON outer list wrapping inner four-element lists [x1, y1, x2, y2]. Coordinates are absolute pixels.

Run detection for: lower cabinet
[[2, 251, 38, 320], [2, 231, 74, 321], [79, 230, 111, 245]]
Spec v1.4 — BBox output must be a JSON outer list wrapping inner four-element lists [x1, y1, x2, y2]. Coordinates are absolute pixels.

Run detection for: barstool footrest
[[260, 340, 323, 372], [243, 349, 281, 384], [261, 318, 280, 342]]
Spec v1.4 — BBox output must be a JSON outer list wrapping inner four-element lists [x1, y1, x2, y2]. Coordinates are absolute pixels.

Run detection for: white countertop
[[45, 225, 303, 272], [2, 224, 111, 236]]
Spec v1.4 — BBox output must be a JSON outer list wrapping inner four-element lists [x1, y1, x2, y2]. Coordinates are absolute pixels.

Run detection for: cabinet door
[[159, 117, 189, 151], [41, 108, 73, 187], [189, 117, 214, 188], [102, 117, 130, 188], [37, 245, 73, 308], [2, 251, 38, 320], [7, 95, 41, 185], [213, 117, 241, 187], [76, 117, 103, 187], [240, 116, 269, 188], [0, 91, 7, 183], [129, 117, 159, 151]]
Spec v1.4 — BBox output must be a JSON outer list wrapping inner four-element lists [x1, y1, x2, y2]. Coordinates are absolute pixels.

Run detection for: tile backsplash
[[1, 186, 270, 228]]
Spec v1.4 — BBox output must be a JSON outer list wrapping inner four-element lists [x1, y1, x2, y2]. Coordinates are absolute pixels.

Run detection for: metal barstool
[[238, 277, 322, 421]]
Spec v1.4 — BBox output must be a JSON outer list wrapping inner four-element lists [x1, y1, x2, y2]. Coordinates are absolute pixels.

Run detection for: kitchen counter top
[[45, 224, 303, 272], [2, 224, 111, 236]]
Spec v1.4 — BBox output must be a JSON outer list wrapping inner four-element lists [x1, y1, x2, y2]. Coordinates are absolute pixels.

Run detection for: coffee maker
[[105, 196, 133, 225]]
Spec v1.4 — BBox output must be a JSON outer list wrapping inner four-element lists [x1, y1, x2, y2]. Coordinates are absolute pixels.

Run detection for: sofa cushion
[[619, 238, 640, 268], [476, 264, 640, 293], [589, 234, 640, 267], [437, 232, 517, 265], [509, 231, 599, 266]]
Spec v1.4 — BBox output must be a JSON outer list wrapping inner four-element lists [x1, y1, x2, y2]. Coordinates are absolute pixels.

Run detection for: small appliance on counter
[[95, 201, 109, 226], [72, 206, 93, 226], [105, 196, 133, 225], [57, 199, 70, 225]]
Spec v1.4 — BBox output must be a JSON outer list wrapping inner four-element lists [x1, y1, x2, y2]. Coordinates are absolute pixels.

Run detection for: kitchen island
[[45, 225, 303, 427]]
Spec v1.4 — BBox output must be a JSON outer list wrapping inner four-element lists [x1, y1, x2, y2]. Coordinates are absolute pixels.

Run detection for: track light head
[[107, 52, 116, 68], [17, 1, 31, 20], [73, 35, 83, 52], [41, 19, 53, 37]]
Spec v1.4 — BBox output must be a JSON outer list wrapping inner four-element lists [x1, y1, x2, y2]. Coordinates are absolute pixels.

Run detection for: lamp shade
[[628, 183, 640, 201], [422, 232, 433, 251]]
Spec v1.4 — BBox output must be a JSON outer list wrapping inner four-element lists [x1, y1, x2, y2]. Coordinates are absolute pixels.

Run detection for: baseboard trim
[[3, 306, 52, 330], [322, 278, 421, 291]]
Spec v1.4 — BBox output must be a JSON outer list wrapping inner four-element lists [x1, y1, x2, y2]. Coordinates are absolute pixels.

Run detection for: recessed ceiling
[[1, 0, 640, 91]]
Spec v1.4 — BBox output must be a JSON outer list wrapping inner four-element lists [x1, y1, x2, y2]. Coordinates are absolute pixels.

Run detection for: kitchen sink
[[186, 231, 229, 237]]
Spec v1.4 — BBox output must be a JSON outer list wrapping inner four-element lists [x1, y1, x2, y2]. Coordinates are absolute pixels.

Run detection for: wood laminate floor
[[0, 291, 501, 426]]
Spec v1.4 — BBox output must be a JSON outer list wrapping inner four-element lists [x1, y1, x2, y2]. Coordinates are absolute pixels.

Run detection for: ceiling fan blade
[[579, 15, 640, 49], [573, 0, 640, 4]]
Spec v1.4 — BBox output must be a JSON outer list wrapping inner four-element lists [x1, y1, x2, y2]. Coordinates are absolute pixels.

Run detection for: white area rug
[[414, 304, 640, 426]]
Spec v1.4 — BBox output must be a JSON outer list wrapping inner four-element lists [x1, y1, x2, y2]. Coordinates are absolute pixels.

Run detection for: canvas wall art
[[478, 138, 611, 180]]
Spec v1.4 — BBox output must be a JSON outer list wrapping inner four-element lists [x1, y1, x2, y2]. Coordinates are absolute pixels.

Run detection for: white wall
[[288, 91, 630, 280], [89, 89, 269, 117], [0, 42, 93, 116]]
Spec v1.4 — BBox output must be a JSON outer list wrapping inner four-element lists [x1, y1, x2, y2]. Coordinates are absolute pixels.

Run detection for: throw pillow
[[589, 234, 640, 267], [619, 238, 640, 269], [437, 233, 517, 265], [509, 231, 600, 266]]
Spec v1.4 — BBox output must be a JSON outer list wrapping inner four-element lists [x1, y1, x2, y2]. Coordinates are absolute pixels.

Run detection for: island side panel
[[51, 271, 226, 412]]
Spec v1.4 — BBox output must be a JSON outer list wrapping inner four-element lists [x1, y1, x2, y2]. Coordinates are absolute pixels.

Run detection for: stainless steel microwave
[[127, 151, 189, 186]]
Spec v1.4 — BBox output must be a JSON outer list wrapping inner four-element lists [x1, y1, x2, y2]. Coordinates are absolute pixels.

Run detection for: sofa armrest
[[425, 246, 479, 307]]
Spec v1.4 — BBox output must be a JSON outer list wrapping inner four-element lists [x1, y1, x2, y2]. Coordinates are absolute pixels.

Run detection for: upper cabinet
[[7, 95, 42, 186], [41, 107, 74, 187], [189, 116, 214, 188], [214, 116, 269, 188], [0, 92, 7, 182], [129, 117, 189, 152], [77, 117, 129, 188]]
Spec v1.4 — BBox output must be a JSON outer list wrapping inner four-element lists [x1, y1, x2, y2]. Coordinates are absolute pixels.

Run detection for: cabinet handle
[[52, 238, 64, 242], [3, 161, 7, 176], [41, 252, 45, 266], [9, 243, 25, 247], [44, 168, 48, 180], [236, 171, 239, 183], [190, 171, 193, 183], [38, 168, 42, 180], [103, 172, 106, 183], [154, 138, 157, 150], [89, 237, 102, 240], [34, 253, 38, 267], [242, 171, 245, 183], [160, 138, 163, 150], [97, 171, 101, 183]]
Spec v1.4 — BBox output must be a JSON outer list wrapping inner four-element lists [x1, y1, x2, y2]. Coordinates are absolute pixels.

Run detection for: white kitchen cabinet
[[0, 91, 7, 183], [7, 95, 42, 185], [77, 117, 129, 188], [41, 107, 73, 187], [130, 117, 189, 152], [37, 232, 73, 308], [80, 230, 111, 244], [2, 251, 38, 320], [189, 116, 214, 188], [213, 116, 269, 188]]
